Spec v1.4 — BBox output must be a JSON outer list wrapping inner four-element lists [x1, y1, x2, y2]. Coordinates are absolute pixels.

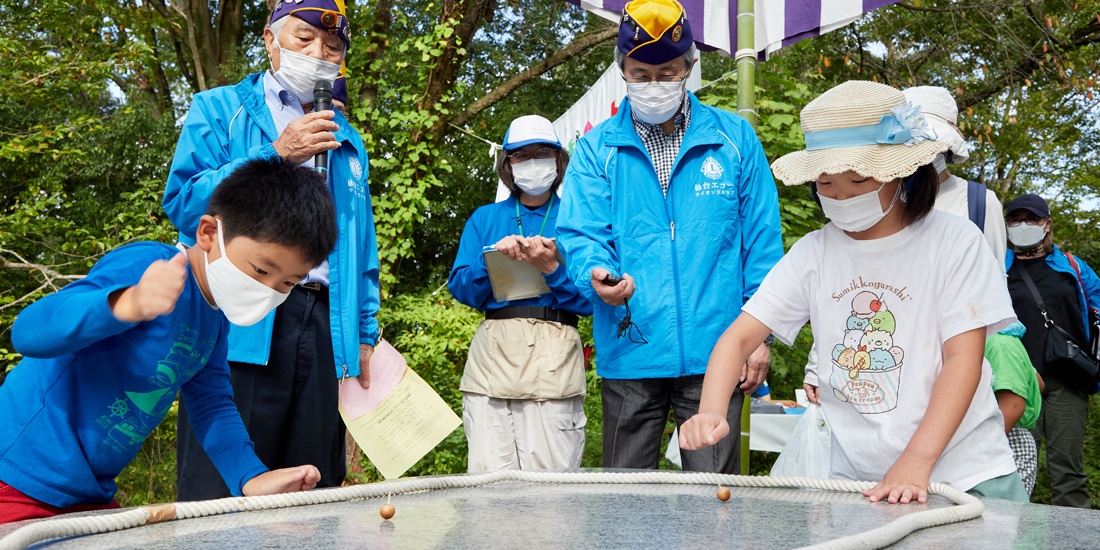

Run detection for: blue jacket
[[448, 196, 592, 316], [557, 93, 783, 379], [1006, 246, 1100, 341], [2, 243, 266, 507], [163, 73, 380, 377]]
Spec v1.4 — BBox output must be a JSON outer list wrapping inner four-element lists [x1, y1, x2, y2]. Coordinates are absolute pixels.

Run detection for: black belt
[[486, 306, 578, 327], [299, 282, 326, 292]]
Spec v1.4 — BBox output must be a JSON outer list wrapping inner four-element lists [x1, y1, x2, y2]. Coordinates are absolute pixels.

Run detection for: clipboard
[[483, 240, 565, 302]]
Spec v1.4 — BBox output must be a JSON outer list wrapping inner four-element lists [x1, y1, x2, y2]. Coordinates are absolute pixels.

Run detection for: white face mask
[[627, 78, 686, 125], [511, 158, 557, 196], [205, 221, 291, 326], [932, 153, 948, 174], [818, 181, 902, 233], [271, 42, 342, 105], [1008, 223, 1047, 248]]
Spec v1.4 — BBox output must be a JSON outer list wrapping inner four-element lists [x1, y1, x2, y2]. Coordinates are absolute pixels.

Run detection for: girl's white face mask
[[818, 180, 902, 233], [271, 41, 342, 104], [627, 78, 686, 125], [1008, 223, 1047, 248], [511, 158, 557, 196], [205, 220, 291, 326]]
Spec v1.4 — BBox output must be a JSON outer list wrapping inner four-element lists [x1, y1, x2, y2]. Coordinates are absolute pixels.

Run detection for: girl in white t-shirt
[[680, 81, 1027, 503]]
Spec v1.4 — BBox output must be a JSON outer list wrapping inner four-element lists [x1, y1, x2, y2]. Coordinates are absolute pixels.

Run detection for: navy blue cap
[[617, 0, 693, 66], [1005, 194, 1050, 218]]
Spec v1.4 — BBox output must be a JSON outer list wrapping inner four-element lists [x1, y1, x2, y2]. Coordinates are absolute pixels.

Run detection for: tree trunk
[[356, 0, 394, 139]]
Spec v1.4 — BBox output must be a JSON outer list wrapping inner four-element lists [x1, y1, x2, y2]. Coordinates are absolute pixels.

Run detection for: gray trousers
[[1031, 377, 1091, 508], [601, 375, 743, 473]]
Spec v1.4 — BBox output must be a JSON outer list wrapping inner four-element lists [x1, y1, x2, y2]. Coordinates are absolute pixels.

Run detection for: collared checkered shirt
[[631, 91, 692, 196], [1008, 425, 1038, 495]]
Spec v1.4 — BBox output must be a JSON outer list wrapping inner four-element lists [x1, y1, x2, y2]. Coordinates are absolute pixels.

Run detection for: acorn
[[380, 503, 396, 519], [717, 486, 731, 501]]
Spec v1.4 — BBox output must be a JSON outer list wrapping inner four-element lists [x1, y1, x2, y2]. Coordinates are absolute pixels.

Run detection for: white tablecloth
[[664, 413, 802, 467]]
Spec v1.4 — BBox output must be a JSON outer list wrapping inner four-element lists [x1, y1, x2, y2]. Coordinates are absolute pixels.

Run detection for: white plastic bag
[[769, 403, 831, 478]]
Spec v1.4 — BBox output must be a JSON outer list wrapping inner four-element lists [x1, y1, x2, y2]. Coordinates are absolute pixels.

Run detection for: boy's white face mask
[[818, 180, 902, 233], [205, 220, 291, 326]]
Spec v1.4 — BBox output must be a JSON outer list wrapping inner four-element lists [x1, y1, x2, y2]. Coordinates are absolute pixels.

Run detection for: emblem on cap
[[321, 11, 336, 27], [671, 26, 681, 42]]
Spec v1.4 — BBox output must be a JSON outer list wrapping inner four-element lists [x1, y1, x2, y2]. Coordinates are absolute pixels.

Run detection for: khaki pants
[[463, 393, 586, 472], [460, 318, 585, 400]]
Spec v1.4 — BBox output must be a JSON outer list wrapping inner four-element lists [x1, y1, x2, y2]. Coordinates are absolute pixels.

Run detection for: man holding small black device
[[556, 0, 783, 474], [162, 0, 380, 499]]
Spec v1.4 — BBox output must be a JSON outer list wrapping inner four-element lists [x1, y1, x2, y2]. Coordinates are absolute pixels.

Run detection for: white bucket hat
[[902, 86, 969, 164], [771, 81, 949, 186], [502, 115, 562, 150]]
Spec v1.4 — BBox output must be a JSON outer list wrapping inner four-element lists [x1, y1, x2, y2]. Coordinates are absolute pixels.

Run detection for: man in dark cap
[[556, 0, 783, 473], [162, 0, 380, 499]]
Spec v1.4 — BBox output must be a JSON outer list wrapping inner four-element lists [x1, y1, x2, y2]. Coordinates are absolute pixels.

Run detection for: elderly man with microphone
[[162, 0, 380, 500]]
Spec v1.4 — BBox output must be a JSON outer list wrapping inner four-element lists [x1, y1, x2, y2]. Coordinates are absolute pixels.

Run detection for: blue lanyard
[[515, 195, 553, 237]]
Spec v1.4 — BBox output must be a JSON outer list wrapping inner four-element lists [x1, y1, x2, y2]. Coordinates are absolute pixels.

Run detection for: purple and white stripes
[[566, 0, 903, 59]]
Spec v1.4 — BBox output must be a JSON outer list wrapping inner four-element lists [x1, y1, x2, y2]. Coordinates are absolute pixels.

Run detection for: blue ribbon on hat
[[804, 115, 916, 151]]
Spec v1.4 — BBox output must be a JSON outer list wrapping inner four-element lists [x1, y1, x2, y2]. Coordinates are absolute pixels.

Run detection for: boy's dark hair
[[810, 163, 939, 225], [206, 157, 338, 266]]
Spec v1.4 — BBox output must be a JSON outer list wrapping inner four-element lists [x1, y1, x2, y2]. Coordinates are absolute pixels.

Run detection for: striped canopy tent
[[567, 0, 904, 59], [566, 0, 905, 126]]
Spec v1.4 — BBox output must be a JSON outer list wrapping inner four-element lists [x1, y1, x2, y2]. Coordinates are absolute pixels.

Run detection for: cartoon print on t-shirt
[[830, 291, 905, 413]]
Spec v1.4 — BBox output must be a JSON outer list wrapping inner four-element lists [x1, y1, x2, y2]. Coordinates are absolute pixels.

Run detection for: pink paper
[[338, 338, 408, 420]]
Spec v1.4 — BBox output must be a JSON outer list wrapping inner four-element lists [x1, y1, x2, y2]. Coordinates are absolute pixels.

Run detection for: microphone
[[313, 80, 333, 172]]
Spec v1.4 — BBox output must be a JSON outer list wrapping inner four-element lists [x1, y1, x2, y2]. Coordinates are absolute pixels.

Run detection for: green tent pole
[[735, 0, 756, 476]]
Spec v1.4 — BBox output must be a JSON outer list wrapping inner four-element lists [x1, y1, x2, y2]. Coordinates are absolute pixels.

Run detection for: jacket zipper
[[666, 180, 687, 377]]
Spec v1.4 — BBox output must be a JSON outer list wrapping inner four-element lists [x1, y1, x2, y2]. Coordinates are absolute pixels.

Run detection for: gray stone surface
[[4, 478, 1100, 549]]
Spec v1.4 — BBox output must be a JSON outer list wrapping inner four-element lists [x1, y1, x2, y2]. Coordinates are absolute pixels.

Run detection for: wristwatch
[[764, 334, 776, 347]]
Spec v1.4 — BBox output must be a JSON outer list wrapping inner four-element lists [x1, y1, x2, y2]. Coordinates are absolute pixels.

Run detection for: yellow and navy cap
[[617, 0, 693, 65]]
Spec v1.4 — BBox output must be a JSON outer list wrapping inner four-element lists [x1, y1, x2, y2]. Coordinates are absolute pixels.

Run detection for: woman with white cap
[[680, 80, 1029, 503], [448, 115, 593, 472]]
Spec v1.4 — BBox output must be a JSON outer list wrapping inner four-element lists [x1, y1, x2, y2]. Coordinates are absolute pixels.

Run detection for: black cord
[[615, 299, 649, 344]]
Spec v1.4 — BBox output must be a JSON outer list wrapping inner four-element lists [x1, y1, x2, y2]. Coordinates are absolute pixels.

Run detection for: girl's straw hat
[[771, 81, 949, 186]]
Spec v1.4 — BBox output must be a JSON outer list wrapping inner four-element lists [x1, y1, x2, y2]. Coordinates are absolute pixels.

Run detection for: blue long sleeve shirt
[[448, 197, 593, 316], [0, 242, 267, 508]]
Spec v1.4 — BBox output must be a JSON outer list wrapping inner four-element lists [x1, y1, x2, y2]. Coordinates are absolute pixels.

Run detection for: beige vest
[[460, 318, 586, 400]]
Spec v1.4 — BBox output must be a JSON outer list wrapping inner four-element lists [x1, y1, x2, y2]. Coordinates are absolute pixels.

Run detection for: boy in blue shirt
[[0, 158, 337, 523]]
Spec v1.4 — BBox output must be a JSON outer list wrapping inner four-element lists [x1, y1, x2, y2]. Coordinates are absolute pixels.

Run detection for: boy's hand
[[110, 252, 189, 323], [242, 465, 321, 496], [863, 458, 930, 504], [679, 413, 729, 451]]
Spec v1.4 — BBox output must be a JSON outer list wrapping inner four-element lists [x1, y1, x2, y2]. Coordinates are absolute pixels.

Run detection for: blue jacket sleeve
[[736, 124, 784, 305], [448, 210, 495, 311], [162, 93, 279, 239], [179, 321, 268, 496], [1077, 257, 1100, 312], [543, 264, 594, 316], [358, 147, 381, 348], [557, 138, 620, 305], [11, 248, 153, 358]]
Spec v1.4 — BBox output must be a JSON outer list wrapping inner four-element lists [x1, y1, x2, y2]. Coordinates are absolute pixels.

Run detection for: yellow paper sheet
[[339, 367, 462, 480]]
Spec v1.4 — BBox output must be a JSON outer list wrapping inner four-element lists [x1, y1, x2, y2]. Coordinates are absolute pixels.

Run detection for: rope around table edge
[[0, 472, 983, 550]]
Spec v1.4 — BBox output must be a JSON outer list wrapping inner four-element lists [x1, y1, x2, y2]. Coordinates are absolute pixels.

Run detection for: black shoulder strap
[[1014, 262, 1049, 320], [967, 180, 987, 230]]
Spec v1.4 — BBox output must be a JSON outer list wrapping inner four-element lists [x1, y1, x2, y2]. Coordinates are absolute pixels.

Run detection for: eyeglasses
[[1007, 217, 1044, 227], [507, 147, 557, 163], [621, 73, 689, 85]]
